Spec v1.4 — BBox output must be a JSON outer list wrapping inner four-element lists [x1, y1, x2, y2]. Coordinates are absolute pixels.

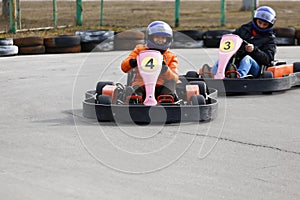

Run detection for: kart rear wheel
[[97, 95, 112, 105], [190, 95, 206, 105], [293, 62, 300, 72], [96, 81, 114, 95]]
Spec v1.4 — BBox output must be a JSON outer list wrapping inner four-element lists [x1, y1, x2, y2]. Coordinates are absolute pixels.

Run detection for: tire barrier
[[75, 30, 114, 52], [114, 30, 145, 50], [13, 36, 45, 55], [2, 27, 300, 57], [172, 30, 204, 48], [202, 30, 233, 48], [273, 27, 296, 46], [0, 38, 18, 56], [44, 35, 81, 53]]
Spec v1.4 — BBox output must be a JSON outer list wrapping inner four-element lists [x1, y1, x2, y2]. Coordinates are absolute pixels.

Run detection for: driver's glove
[[161, 61, 168, 74], [129, 59, 138, 68]]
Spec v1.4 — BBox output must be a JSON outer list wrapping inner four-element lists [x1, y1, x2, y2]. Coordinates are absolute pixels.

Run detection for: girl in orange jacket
[[121, 21, 179, 100]]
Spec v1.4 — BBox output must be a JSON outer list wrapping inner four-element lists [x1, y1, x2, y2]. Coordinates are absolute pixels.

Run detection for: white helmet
[[146, 21, 173, 50], [252, 6, 276, 33]]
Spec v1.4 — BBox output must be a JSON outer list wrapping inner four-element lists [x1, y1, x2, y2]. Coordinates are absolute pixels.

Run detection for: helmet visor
[[254, 11, 276, 24]]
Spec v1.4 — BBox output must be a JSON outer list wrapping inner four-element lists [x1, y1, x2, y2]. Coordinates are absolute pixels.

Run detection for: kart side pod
[[267, 64, 294, 78]]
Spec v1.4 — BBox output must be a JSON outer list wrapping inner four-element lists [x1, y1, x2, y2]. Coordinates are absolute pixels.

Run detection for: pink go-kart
[[185, 34, 300, 94], [83, 50, 218, 124]]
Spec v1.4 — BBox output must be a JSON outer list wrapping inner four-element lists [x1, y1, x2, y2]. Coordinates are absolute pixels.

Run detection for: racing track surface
[[0, 46, 299, 200]]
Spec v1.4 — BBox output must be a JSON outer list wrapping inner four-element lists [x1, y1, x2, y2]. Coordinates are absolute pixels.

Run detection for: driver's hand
[[245, 44, 254, 52], [160, 61, 168, 74], [129, 59, 138, 68]]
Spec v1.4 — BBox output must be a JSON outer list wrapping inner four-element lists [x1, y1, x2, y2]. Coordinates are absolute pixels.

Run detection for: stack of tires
[[202, 29, 233, 48], [172, 30, 204, 48], [114, 30, 145, 50], [44, 35, 81, 53], [273, 27, 296, 46], [0, 38, 18, 56], [13, 36, 45, 55], [76, 30, 114, 52]]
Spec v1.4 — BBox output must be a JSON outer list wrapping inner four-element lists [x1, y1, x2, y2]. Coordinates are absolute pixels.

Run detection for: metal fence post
[[220, 0, 226, 26], [100, 0, 104, 26], [53, 0, 57, 27], [9, 0, 17, 33], [174, 0, 180, 27], [251, 0, 255, 18], [16, 0, 21, 29], [76, 0, 83, 26]]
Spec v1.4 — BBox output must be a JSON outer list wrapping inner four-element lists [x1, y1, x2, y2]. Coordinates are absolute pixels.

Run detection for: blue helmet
[[146, 21, 173, 50], [252, 6, 276, 33]]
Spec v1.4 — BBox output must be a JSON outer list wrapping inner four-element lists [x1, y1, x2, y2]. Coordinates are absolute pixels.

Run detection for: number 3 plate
[[220, 39, 235, 52]]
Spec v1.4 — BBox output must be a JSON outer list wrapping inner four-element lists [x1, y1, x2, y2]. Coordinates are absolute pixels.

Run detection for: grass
[[0, 1, 300, 38]]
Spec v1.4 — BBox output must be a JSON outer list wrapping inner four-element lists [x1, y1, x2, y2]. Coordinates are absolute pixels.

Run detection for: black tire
[[96, 81, 114, 95], [114, 38, 144, 50], [115, 30, 145, 40], [0, 45, 18, 56], [81, 41, 114, 52], [261, 71, 274, 78], [189, 81, 208, 98], [173, 31, 195, 42], [185, 71, 199, 78], [44, 35, 81, 48], [0, 38, 13, 45], [13, 36, 44, 47], [178, 30, 204, 41], [202, 30, 233, 48], [274, 37, 295, 46], [190, 95, 206, 105], [75, 30, 114, 43], [293, 62, 300, 72], [97, 95, 112, 105], [19, 45, 45, 55], [45, 45, 81, 53], [273, 27, 296, 38]]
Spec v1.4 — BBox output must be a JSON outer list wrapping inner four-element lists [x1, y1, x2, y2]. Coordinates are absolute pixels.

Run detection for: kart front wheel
[[97, 95, 112, 105]]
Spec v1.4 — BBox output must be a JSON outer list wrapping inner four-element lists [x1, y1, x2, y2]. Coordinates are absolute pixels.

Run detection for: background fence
[[0, 1, 300, 33]]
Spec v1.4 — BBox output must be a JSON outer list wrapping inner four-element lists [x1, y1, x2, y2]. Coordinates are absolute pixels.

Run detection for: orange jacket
[[121, 45, 179, 87]]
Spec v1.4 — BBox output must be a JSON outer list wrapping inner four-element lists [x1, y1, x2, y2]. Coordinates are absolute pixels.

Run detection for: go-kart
[[186, 34, 300, 94], [83, 50, 218, 124]]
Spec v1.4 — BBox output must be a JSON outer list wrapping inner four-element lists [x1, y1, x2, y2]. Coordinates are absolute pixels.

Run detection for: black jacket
[[233, 22, 276, 67]]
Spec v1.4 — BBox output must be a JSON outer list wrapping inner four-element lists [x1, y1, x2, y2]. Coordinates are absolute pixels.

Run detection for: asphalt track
[[0, 46, 300, 199]]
